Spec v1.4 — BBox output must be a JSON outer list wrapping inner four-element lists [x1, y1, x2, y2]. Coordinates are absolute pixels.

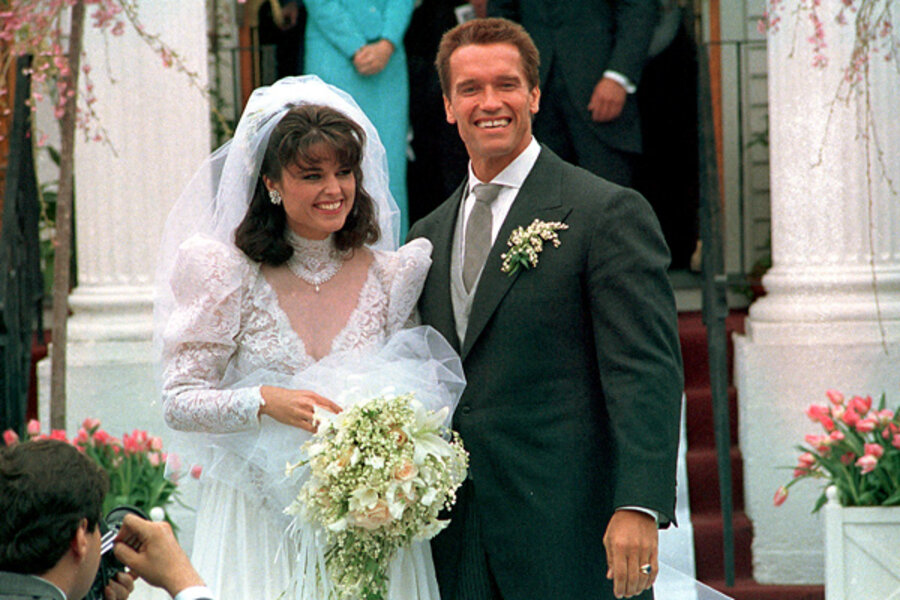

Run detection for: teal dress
[[304, 0, 414, 236]]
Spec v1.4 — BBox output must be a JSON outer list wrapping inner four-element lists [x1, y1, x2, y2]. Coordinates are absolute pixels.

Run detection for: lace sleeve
[[160, 235, 264, 433], [378, 238, 433, 336]]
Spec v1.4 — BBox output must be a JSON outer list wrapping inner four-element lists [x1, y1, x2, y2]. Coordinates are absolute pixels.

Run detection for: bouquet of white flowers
[[286, 392, 468, 600]]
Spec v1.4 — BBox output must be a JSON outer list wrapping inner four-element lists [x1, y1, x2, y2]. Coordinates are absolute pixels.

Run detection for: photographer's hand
[[113, 515, 205, 598], [104, 571, 135, 600]]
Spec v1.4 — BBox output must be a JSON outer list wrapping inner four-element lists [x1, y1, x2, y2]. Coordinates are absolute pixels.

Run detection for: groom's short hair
[[436, 17, 540, 98]]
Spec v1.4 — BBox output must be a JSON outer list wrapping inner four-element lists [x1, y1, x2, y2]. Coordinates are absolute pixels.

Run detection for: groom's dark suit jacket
[[408, 147, 683, 599]]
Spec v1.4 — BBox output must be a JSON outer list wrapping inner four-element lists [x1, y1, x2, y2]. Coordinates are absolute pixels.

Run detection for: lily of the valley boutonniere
[[500, 219, 569, 276]]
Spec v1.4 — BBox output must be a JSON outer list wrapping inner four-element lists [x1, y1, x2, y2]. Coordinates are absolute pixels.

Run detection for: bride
[[154, 76, 461, 599]]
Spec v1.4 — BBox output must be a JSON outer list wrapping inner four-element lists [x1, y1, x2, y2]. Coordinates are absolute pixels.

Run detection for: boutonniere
[[500, 218, 569, 275]]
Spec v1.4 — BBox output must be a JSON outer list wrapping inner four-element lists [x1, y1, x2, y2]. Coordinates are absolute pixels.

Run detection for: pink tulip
[[848, 395, 873, 416], [190, 465, 203, 479], [81, 417, 101, 431], [876, 409, 895, 424], [855, 418, 877, 433], [773, 486, 788, 506], [806, 404, 830, 422], [841, 452, 856, 465], [148, 437, 163, 452], [820, 416, 836, 432], [825, 390, 845, 405], [893, 434, 900, 450], [797, 452, 815, 468], [856, 454, 878, 474], [863, 443, 884, 459], [842, 408, 861, 427], [75, 428, 89, 445], [830, 430, 845, 442], [49, 429, 68, 442], [3, 429, 19, 446], [26, 420, 41, 436], [805, 434, 830, 452], [148, 453, 161, 467]]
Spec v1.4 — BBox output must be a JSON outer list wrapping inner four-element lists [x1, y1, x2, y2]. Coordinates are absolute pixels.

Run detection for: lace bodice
[[161, 234, 432, 433]]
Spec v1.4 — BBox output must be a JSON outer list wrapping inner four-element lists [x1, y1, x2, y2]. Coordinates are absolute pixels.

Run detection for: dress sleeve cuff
[[173, 585, 215, 600], [603, 70, 636, 94]]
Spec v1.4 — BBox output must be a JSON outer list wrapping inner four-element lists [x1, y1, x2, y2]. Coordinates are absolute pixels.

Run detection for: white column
[[38, 1, 210, 554], [734, 1, 900, 584]]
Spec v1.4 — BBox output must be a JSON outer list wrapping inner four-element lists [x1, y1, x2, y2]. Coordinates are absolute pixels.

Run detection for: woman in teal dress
[[304, 0, 414, 237]]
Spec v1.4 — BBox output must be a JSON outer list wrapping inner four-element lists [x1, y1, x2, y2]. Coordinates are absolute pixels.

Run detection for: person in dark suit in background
[[405, 0, 476, 226], [488, 0, 659, 187], [0, 440, 212, 600], [408, 17, 682, 600]]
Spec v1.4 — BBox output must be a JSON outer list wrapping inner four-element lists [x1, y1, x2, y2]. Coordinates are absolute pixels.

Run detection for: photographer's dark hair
[[0, 440, 108, 574], [235, 104, 380, 264]]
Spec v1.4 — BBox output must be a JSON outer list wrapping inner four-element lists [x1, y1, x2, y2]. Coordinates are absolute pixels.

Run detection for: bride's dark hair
[[235, 104, 381, 264]]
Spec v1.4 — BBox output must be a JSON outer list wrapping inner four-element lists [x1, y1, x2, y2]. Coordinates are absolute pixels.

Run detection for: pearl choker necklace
[[284, 231, 346, 293]]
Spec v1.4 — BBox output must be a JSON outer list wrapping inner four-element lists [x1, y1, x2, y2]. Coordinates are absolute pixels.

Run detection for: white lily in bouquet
[[286, 391, 468, 600]]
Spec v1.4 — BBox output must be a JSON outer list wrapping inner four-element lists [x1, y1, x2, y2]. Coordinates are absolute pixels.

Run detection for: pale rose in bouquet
[[286, 392, 468, 600], [775, 390, 900, 511]]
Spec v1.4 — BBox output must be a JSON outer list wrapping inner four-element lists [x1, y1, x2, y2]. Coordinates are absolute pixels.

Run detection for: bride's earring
[[268, 189, 283, 206]]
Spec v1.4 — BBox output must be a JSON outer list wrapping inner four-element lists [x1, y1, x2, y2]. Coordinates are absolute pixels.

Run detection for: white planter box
[[824, 487, 900, 600]]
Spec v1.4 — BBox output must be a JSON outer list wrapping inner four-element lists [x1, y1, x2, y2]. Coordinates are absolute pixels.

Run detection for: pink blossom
[[806, 404, 830, 422], [842, 408, 861, 427], [826, 390, 845, 405], [26, 420, 41, 436], [864, 443, 884, 459], [855, 418, 877, 433], [3, 429, 19, 446], [773, 486, 788, 506], [93, 429, 111, 445], [856, 454, 878, 474], [841, 452, 856, 465], [148, 453, 161, 467], [876, 409, 894, 425], [848, 395, 872, 416], [75, 428, 89, 445], [797, 452, 815, 468], [893, 434, 900, 450], [148, 436, 163, 452], [830, 430, 845, 442], [804, 434, 830, 452], [49, 429, 68, 442], [190, 465, 203, 479], [821, 416, 836, 432], [82, 417, 101, 431]]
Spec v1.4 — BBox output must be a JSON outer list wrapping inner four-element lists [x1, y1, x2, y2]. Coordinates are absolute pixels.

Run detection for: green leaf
[[811, 493, 828, 513], [45, 145, 61, 166]]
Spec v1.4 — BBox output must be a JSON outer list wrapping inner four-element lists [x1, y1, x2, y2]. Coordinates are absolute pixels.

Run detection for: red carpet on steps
[[678, 311, 824, 600]]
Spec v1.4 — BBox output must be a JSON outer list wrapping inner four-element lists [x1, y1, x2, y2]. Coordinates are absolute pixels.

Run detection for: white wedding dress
[[161, 233, 444, 600]]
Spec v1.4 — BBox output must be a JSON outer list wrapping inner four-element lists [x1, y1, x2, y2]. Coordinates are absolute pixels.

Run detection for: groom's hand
[[603, 509, 658, 598]]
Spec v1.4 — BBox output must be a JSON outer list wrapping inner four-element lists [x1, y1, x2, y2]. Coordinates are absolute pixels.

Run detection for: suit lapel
[[421, 181, 466, 352], [461, 148, 572, 359]]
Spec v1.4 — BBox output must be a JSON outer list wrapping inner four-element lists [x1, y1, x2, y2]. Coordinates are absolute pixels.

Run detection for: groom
[[407, 17, 683, 600]]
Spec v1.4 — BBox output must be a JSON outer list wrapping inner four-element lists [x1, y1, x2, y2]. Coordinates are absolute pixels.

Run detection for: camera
[[85, 505, 150, 600]]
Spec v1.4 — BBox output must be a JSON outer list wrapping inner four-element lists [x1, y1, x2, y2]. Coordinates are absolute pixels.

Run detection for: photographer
[[0, 440, 212, 600]]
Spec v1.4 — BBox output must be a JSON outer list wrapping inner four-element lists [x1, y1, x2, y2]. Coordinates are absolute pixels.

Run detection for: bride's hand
[[258, 386, 342, 432]]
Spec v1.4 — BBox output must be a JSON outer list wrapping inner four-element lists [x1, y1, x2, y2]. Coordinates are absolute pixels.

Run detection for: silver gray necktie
[[463, 183, 502, 292]]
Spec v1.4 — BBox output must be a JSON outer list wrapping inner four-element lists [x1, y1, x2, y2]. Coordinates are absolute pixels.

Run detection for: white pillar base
[[734, 328, 900, 584]]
